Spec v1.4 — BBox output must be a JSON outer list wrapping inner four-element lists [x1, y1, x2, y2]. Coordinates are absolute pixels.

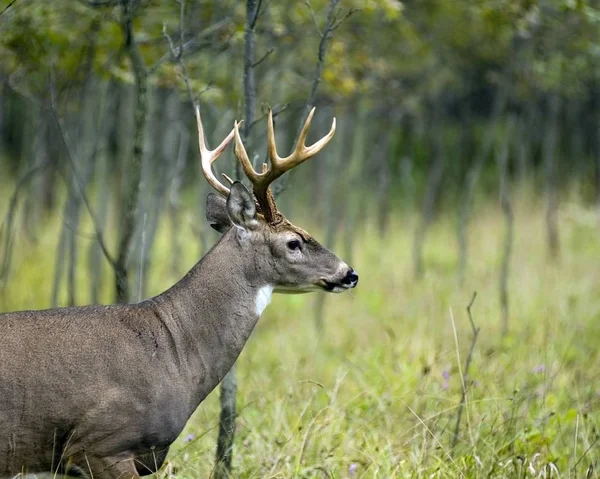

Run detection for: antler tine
[[233, 120, 261, 184], [232, 107, 336, 222], [290, 107, 317, 166], [301, 111, 336, 160], [267, 107, 336, 171], [195, 104, 235, 197]]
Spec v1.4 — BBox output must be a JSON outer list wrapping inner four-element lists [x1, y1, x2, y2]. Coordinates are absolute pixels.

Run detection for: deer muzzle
[[320, 267, 359, 293]]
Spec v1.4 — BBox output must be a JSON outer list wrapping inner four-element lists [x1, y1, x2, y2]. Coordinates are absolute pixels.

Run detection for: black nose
[[342, 268, 359, 286]]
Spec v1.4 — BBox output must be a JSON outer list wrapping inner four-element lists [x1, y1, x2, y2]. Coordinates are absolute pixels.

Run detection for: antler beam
[[195, 104, 236, 197], [234, 107, 336, 222]]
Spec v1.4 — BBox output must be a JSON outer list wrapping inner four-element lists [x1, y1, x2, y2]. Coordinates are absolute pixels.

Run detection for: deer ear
[[226, 181, 258, 231], [205, 193, 231, 233]]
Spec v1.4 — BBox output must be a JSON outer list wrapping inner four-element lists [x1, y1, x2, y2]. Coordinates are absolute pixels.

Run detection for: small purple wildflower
[[532, 364, 545, 374], [184, 433, 195, 443], [349, 463, 358, 477], [441, 369, 450, 390]]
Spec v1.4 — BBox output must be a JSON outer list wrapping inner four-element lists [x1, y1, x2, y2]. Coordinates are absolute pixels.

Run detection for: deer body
[[0, 107, 357, 478], [0, 228, 267, 475]]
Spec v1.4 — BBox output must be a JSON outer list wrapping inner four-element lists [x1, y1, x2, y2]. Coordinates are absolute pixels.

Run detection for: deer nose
[[342, 268, 359, 286]]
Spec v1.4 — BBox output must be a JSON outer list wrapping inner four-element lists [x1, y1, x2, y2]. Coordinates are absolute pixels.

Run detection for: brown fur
[[0, 184, 355, 478]]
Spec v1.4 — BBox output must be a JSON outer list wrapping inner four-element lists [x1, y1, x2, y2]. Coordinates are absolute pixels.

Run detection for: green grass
[[1, 189, 599, 478]]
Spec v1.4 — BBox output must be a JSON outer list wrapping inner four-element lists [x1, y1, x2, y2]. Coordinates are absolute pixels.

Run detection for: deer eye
[[287, 239, 302, 251]]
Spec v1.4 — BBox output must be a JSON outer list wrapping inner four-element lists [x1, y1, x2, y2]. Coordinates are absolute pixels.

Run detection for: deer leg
[[68, 454, 141, 479]]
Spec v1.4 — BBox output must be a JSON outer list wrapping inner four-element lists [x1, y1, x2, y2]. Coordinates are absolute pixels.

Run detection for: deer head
[[195, 105, 358, 294]]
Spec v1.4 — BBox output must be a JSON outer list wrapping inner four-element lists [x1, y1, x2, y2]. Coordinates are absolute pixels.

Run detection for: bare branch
[[177, 0, 185, 56], [451, 292, 480, 451], [274, 0, 339, 196], [466, 292, 478, 334], [6, 74, 43, 110], [250, 0, 263, 29], [248, 103, 288, 131], [0, 162, 50, 286], [303, 0, 322, 36], [151, 19, 231, 73], [163, 23, 194, 104], [298, 0, 339, 135], [163, 23, 214, 106], [0, 0, 19, 18], [162, 1, 217, 106], [47, 76, 117, 269], [252, 47, 274, 68], [331, 8, 359, 31]]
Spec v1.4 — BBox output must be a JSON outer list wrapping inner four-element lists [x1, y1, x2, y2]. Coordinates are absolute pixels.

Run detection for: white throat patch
[[255, 285, 274, 316]]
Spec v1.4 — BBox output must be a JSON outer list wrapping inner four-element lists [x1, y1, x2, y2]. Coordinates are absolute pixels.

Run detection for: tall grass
[[1, 188, 599, 478]]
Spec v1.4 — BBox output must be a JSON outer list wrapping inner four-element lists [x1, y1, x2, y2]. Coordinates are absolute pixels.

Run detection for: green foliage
[[3, 0, 599, 110]]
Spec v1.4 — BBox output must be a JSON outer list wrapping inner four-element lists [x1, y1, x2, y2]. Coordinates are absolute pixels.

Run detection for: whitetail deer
[[0, 106, 358, 478]]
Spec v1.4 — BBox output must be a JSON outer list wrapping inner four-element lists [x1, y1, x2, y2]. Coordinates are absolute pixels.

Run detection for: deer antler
[[233, 107, 336, 222], [196, 104, 336, 222], [195, 104, 237, 197]]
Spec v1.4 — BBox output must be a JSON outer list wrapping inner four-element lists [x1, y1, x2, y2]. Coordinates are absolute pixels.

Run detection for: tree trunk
[[295, 0, 340, 136], [275, 0, 340, 196], [115, 0, 148, 304], [457, 91, 507, 284], [0, 160, 49, 288], [88, 149, 110, 305], [413, 111, 445, 280], [169, 107, 189, 276], [66, 80, 104, 306], [314, 110, 347, 331], [23, 111, 52, 241], [215, 2, 258, 475], [498, 118, 515, 336], [38, 117, 59, 214], [597, 148, 600, 212], [237, 0, 257, 179], [376, 112, 396, 237], [52, 41, 102, 305], [515, 115, 530, 185], [544, 95, 560, 261], [87, 80, 118, 305], [214, 365, 237, 479], [596, 102, 600, 211], [343, 104, 368, 267], [132, 88, 169, 302]]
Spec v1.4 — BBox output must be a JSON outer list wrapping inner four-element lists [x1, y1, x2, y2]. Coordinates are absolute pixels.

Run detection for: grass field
[[1, 189, 599, 478]]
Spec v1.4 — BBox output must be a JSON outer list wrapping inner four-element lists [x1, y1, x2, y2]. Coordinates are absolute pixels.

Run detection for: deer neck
[[153, 228, 270, 407]]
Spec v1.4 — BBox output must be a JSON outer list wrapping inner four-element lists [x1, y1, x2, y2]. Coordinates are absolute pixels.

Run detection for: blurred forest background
[[1, 0, 600, 477]]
